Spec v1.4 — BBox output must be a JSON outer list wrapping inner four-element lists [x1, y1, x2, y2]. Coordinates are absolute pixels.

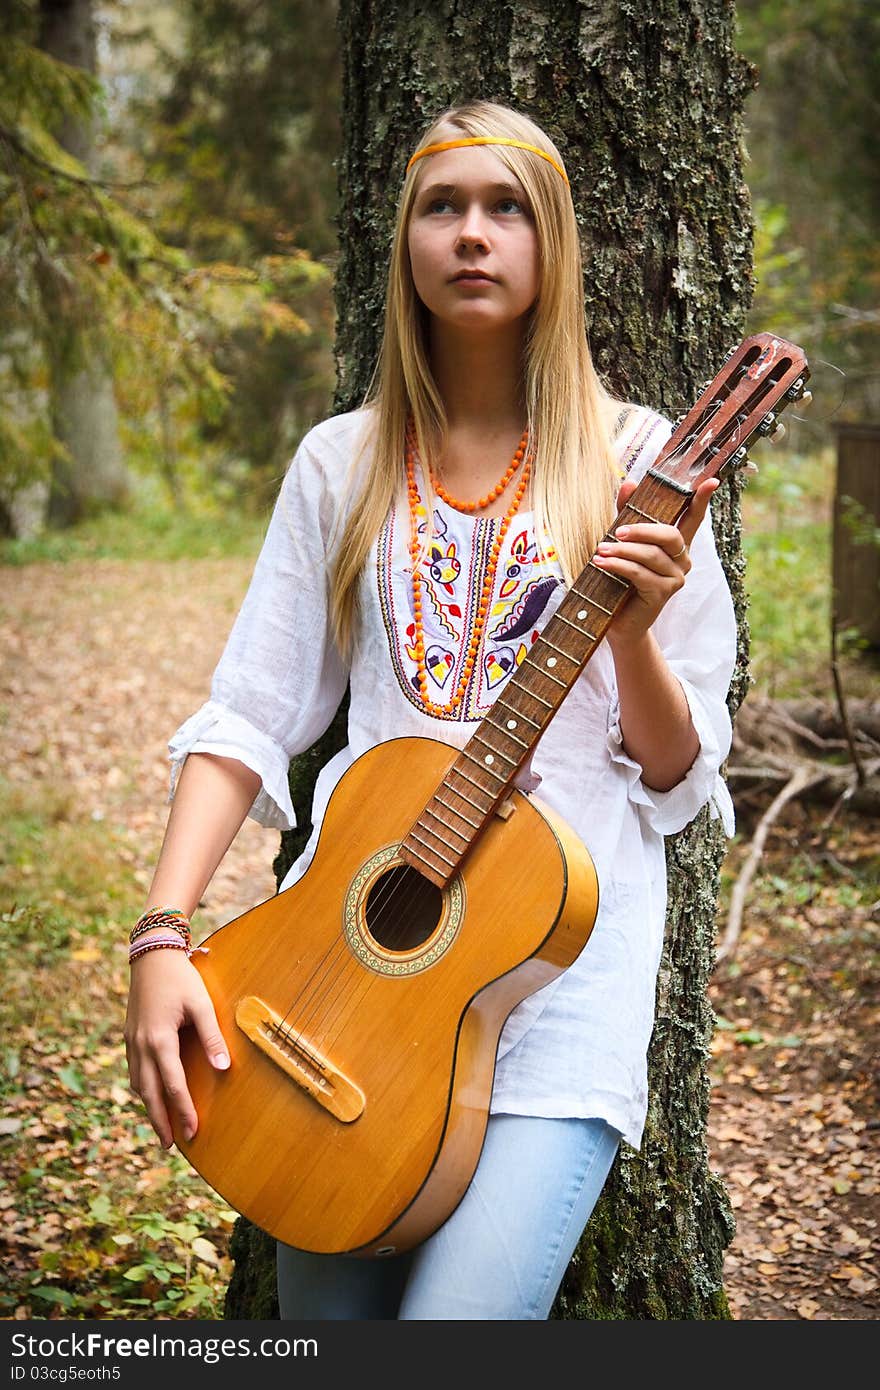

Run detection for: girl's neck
[[429, 322, 527, 433]]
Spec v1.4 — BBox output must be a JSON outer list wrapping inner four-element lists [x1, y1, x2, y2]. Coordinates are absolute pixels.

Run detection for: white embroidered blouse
[[169, 405, 737, 1150]]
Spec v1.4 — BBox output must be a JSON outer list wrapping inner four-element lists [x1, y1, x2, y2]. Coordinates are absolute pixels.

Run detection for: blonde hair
[[330, 100, 624, 656]]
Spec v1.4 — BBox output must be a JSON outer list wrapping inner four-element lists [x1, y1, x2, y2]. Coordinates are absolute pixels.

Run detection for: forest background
[[0, 0, 877, 1321]]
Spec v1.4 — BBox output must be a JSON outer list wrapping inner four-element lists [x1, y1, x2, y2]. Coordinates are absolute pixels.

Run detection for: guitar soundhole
[[364, 866, 444, 953]]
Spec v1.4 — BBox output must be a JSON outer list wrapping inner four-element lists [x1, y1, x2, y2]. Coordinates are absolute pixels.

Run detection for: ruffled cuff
[[168, 699, 296, 831], [606, 680, 735, 838]]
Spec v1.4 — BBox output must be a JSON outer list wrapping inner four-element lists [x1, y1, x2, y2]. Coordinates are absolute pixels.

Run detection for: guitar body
[[171, 331, 811, 1259], [175, 735, 599, 1256]]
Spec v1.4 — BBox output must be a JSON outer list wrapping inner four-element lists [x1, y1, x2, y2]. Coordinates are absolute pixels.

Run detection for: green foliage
[[740, 443, 838, 697], [738, 0, 880, 413], [0, 1, 338, 529], [0, 496, 266, 564]]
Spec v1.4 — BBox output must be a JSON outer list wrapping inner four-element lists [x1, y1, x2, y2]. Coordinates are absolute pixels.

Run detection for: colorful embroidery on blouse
[[377, 481, 562, 721], [376, 418, 662, 721], [618, 412, 662, 478]]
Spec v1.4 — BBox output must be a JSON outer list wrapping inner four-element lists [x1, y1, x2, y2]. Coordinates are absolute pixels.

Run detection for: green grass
[[0, 778, 235, 1319], [0, 503, 267, 566]]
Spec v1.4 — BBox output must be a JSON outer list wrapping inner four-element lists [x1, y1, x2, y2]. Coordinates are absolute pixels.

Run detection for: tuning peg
[[800, 389, 813, 408], [768, 419, 786, 444], [744, 459, 759, 475], [785, 377, 807, 402]]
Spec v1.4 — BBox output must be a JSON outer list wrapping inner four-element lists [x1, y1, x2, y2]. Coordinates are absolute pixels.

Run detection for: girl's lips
[[452, 272, 496, 283]]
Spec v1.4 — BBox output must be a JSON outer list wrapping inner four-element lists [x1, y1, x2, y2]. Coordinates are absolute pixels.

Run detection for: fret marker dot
[[547, 657, 557, 668], [484, 754, 495, 765], [507, 719, 518, 730], [577, 609, 588, 620]]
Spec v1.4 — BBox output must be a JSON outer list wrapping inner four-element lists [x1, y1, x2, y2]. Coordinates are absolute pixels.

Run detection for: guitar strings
[[306, 867, 445, 1057], [263, 364, 804, 1063], [265, 844, 450, 1056], [266, 412, 744, 1055]]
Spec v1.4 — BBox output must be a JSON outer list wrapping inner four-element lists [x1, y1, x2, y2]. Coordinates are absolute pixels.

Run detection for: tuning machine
[[785, 377, 811, 405], [717, 445, 751, 480], [756, 410, 786, 444]]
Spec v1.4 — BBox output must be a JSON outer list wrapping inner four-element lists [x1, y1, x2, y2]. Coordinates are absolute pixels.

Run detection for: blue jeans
[[276, 1113, 621, 1320]]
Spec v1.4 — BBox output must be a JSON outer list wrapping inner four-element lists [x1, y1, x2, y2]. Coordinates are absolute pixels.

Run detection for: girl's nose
[[457, 202, 490, 249]]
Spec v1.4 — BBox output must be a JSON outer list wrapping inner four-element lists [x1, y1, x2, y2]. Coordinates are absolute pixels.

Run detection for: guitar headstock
[[652, 333, 811, 491]]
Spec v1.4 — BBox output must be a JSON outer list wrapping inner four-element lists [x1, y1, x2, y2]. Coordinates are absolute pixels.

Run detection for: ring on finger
[[671, 543, 687, 560]]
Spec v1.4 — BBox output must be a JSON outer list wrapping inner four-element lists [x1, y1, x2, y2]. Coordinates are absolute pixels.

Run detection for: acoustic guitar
[[175, 333, 809, 1257]]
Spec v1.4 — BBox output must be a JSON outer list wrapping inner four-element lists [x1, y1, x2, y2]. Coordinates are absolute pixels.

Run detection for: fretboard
[[398, 470, 691, 888]]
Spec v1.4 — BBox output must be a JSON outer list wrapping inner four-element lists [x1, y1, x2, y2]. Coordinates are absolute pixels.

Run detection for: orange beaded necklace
[[404, 425, 532, 717], [430, 427, 529, 513]]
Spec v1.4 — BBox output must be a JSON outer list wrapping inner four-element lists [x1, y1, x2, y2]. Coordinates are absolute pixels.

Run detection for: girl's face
[[406, 146, 540, 337]]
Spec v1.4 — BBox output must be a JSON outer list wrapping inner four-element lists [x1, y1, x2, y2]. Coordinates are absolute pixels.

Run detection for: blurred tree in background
[[739, 0, 880, 419], [0, 0, 340, 536], [2, 1, 875, 539]]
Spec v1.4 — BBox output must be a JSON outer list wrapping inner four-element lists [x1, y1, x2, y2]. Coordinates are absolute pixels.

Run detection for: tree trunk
[[225, 0, 754, 1320], [37, 0, 129, 526]]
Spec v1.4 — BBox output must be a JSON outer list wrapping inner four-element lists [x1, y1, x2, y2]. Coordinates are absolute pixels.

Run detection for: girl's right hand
[[124, 948, 230, 1150]]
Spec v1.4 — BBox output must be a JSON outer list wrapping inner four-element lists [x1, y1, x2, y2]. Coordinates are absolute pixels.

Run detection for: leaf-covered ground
[[0, 557, 877, 1320]]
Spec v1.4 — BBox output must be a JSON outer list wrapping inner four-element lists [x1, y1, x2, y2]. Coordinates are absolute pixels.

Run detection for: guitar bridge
[[235, 995, 365, 1124]]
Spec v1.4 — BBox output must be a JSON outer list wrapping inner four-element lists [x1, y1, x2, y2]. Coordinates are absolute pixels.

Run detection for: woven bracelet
[[129, 918, 191, 948], [129, 907, 192, 948], [128, 935, 207, 964]]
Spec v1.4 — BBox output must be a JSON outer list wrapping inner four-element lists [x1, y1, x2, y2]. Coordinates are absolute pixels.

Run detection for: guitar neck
[[399, 469, 692, 889], [399, 331, 810, 889]]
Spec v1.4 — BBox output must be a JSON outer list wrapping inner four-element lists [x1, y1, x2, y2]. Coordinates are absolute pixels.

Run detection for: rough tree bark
[[37, 0, 129, 527], [225, 0, 755, 1320]]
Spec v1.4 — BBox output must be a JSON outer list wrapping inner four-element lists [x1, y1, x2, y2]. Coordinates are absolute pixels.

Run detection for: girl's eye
[[428, 199, 455, 214], [496, 198, 523, 214]]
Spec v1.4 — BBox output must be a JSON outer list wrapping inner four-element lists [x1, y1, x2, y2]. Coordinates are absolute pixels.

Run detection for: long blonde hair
[[330, 100, 624, 656]]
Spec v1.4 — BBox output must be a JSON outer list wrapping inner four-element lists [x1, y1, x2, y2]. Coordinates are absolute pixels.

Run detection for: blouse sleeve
[[605, 409, 738, 838], [168, 424, 353, 830]]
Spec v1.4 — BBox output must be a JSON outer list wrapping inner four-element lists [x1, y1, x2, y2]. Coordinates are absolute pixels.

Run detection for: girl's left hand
[[593, 477, 719, 649]]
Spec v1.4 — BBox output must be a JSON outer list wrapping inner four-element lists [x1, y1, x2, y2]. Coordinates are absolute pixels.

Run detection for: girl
[[125, 100, 737, 1320]]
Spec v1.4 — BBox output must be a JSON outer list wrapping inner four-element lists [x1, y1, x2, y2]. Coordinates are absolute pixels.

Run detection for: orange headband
[[406, 136, 570, 186]]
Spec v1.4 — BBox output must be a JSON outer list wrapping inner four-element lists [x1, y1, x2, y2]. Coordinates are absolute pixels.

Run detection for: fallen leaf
[[716, 1126, 752, 1143], [831, 1264, 866, 1280], [191, 1237, 219, 1265], [848, 1276, 878, 1295]]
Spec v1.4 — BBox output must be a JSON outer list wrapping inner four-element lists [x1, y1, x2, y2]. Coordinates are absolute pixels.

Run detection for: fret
[[483, 714, 529, 750], [471, 730, 518, 768], [458, 749, 508, 785], [509, 685, 555, 711], [568, 590, 614, 617], [447, 762, 499, 799], [538, 635, 581, 662], [521, 658, 567, 689], [555, 613, 599, 643], [587, 561, 629, 588], [422, 805, 469, 846], [402, 839, 449, 876], [407, 828, 457, 868], [495, 700, 543, 731], [620, 503, 659, 524], [438, 778, 490, 814], [434, 789, 481, 829]]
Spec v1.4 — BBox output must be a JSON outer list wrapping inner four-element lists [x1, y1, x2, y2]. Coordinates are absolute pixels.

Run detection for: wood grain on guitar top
[[175, 735, 599, 1256]]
